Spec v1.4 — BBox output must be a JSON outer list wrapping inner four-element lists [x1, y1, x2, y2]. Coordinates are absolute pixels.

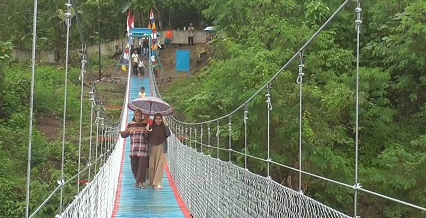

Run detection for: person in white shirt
[[131, 50, 139, 76], [187, 23, 195, 46], [138, 59, 145, 77]]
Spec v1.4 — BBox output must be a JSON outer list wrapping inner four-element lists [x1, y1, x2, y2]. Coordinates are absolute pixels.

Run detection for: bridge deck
[[112, 74, 190, 218]]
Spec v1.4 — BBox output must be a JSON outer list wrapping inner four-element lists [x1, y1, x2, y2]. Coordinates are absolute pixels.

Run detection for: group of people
[[131, 50, 146, 77], [120, 109, 171, 190], [163, 23, 196, 47]]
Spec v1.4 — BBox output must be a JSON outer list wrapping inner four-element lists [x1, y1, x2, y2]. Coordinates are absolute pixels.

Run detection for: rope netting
[[167, 135, 351, 218], [59, 136, 123, 218]]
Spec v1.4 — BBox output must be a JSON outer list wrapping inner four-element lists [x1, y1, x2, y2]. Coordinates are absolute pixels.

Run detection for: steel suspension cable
[[170, 0, 353, 125], [111, 53, 124, 78], [25, 0, 39, 216], [95, 113, 100, 173], [266, 83, 272, 218], [266, 83, 272, 178], [70, 0, 94, 87], [243, 104, 248, 169], [77, 45, 86, 193], [297, 50, 305, 193], [59, 2, 72, 213], [88, 91, 94, 181], [354, 1, 362, 217]]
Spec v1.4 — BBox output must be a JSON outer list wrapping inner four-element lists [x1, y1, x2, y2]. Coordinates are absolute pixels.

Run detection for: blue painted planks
[[113, 75, 186, 218]]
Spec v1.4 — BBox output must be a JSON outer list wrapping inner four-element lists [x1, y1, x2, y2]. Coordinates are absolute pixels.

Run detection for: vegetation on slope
[[1, 0, 426, 217], [0, 43, 124, 216], [163, 1, 426, 217]]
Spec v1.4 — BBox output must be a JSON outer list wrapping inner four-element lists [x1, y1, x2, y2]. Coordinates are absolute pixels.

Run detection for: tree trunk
[[153, 5, 163, 30], [0, 64, 5, 119], [168, 8, 171, 29]]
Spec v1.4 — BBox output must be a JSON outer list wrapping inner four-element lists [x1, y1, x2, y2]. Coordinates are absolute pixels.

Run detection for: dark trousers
[[130, 156, 149, 184], [139, 67, 145, 77], [188, 37, 194, 46], [133, 63, 138, 75]]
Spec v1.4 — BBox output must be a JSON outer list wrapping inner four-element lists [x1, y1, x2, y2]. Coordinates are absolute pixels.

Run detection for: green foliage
[[0, 41, 13, 60], [0, 62, 99, 217], [0, 41, 13, 118], [0, 0, 210, 50], [164, 0, 426, 217], [2, 66, 81, 119], [2, 0, 426, 217]]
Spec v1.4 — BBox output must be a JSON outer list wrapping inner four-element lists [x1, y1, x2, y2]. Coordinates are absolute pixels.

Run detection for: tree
[[0, 41, 12, 119], [164, 0, 426, 217]]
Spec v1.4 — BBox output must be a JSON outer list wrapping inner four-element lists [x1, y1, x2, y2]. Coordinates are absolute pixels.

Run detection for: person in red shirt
[[165, 28, 173, 48]]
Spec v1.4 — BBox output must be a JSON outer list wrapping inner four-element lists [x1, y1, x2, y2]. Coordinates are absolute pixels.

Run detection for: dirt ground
[[38, 114, 62, 141], [154, 44, 211, 92]]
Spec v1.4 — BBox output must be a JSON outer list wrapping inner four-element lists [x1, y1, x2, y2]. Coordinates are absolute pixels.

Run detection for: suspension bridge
[[22, 0, 426, 217]]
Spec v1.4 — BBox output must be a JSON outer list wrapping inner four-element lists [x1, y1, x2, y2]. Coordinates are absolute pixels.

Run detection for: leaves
[[165, 0, 426, 217], [0, 62, 96, 217], [0, 41, 13, 60]]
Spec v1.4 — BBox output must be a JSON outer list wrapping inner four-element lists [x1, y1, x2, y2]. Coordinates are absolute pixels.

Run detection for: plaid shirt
[[129, 129, 149, 157]]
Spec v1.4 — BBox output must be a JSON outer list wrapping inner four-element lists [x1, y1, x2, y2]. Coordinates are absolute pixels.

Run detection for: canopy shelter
[[130, 28, 153, 38], [203, 26, 215, 32], [128, 28, 155, 79]]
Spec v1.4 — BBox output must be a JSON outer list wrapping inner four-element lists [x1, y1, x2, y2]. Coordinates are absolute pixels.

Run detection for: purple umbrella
[[128, 96, 174, 115]]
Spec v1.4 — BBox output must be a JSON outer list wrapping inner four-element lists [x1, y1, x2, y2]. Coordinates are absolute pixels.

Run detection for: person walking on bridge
[[146, 113, 171, 190], [131, 50, 139, 76], [120, 109, 149, 189]]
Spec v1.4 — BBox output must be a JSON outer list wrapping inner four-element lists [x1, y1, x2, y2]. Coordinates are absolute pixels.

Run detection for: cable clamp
[[353, 183, 362, 190], [355, 7, 362, 13], [265, 93, 272, 111], [57, 179, 65, 186]]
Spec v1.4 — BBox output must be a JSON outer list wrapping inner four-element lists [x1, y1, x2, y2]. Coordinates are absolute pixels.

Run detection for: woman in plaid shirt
[[120, 109, 149, 189]]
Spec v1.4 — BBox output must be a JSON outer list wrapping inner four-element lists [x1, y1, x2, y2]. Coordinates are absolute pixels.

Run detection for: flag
[[126, 10, 135, 36], [122, 44, 129, 72], [149, 9, 157, 52]]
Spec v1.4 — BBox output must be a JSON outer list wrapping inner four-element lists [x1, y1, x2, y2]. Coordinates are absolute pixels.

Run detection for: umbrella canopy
[[204, 26, 215, 32], [128, 96, 174, 116]]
